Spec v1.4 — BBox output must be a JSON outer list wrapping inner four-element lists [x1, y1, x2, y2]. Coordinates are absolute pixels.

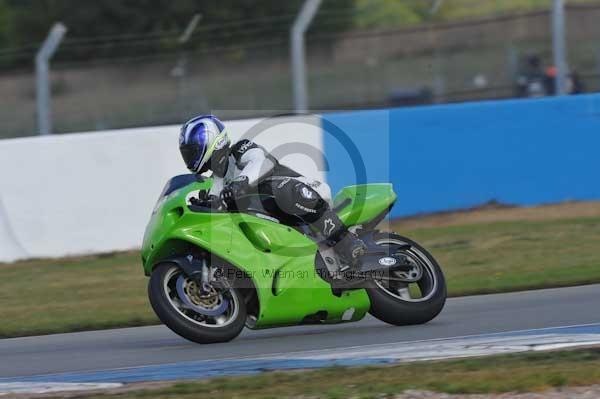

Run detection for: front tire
[[366, 232, 446, 326], [148, 263, 246, 344]]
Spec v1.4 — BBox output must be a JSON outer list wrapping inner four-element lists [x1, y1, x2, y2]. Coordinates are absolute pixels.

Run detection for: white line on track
[[0, 382, 122, 396], [2, 322, 600, 393]]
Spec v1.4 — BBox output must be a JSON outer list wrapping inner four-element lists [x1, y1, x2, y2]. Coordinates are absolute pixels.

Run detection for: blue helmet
[[179, 115, 230, 173]]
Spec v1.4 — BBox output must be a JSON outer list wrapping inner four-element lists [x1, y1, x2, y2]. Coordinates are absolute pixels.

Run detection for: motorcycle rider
[[178, 115, 367, 269]]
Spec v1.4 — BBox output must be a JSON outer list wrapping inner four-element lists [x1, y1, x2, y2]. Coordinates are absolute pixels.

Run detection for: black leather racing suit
[[207, 139, 361, 255]]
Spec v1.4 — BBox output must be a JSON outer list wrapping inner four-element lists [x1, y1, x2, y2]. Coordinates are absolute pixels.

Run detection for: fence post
[[291, 0, 322, 113], [552, 0, 569, 95], [173, 14, 202, 119], [36, 23, 67, 136]]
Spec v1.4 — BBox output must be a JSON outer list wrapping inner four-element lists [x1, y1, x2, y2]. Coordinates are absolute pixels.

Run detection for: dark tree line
[[0, 0, 354, 67]]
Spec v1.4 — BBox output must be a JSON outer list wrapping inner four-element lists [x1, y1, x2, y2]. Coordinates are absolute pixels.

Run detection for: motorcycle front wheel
[[148, 262, 246, 344], [366, 232, 447, 326]]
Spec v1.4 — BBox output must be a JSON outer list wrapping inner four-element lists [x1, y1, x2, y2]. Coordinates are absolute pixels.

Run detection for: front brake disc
[[176, 275, 229, 316]]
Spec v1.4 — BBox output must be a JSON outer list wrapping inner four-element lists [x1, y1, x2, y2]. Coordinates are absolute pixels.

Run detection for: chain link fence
[[307, 2, 600, 108], [1, 2, 599, 139]]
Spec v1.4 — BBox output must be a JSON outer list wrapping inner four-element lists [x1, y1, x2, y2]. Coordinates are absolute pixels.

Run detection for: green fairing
[[142, 179, 397, 329]]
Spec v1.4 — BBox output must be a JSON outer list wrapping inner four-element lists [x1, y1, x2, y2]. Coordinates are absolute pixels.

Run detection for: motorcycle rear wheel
[[148, 263, 246, 344], [366, 232, 447, 326]]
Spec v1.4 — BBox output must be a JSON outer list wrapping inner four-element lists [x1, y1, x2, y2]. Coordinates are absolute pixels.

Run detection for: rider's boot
[[334, 231, 367, 271], [313, 209, 367, 271]]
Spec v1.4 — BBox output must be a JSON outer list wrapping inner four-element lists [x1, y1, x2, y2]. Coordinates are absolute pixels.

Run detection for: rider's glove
[[190, 190, 221, 209], [221, 176, 249, 206]]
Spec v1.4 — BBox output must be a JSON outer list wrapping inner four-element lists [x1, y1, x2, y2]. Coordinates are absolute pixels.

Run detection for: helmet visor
[[180, 144, 203, 172]]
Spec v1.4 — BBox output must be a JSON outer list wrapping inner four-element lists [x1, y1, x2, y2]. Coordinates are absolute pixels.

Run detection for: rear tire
[[366, 232, 446, 326], [148, 263, 246, 344]]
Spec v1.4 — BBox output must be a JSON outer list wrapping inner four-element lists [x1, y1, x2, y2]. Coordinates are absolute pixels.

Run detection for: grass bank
[[1, 202, 600, 338], [394, 216, 600, 295], [46, 348, 600, 399]]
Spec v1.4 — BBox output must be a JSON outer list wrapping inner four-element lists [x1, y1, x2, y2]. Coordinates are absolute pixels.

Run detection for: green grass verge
[[50, 348, 600, 399], [0, 252, 155, 338], [1, 216, 600, 338], [401, 216, 600, 296]]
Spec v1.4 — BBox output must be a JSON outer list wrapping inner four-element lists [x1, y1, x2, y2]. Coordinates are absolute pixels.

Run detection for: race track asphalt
[[1, 284, 599, 379]]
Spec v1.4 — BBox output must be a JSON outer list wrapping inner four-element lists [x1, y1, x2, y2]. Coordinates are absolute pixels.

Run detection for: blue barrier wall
[[322, 94, 600, 217]]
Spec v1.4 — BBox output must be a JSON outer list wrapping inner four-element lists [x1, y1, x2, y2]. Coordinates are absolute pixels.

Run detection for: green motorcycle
[[142, 174, 446, 344]]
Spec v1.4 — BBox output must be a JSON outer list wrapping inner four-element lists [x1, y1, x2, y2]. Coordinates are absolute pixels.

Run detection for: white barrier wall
[[0, 115, 324, 263]]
